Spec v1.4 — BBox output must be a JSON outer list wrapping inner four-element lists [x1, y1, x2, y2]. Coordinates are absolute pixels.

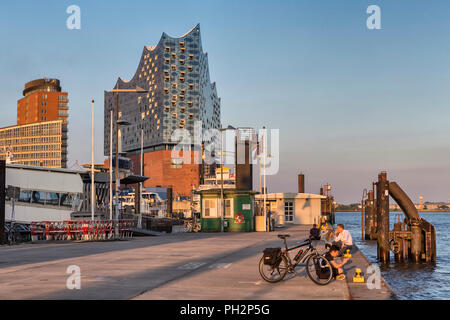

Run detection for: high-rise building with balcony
[[17, 78, 69, 126], [104, 24, 221, 196], [0, 78, 69, 168]]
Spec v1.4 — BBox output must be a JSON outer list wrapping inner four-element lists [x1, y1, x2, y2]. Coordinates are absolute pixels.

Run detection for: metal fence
[[30, 220, 135, 241]]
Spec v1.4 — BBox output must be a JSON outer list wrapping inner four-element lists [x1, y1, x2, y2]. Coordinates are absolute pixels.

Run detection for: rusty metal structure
[[362, 172, 436, 264]]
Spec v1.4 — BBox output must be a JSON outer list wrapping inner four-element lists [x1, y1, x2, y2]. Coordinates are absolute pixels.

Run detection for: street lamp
[[219, 125, 235, 232], [107, 85, 149, 234]]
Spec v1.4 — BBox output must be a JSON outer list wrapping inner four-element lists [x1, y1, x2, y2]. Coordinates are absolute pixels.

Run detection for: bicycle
[[259, 234, 333, 285]]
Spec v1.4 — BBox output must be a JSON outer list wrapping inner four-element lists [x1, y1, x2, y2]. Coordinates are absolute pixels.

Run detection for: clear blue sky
[[1, 0, 450, 203]]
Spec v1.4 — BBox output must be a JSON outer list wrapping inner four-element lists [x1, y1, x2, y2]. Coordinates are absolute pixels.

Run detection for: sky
[[1, 0, 450, 203]]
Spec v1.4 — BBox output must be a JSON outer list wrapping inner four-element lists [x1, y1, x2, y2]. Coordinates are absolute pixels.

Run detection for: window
[[18, 190, 31, 203], [284, 201, 294, 222], [171, 52, 177, 59], [179, 59, 185, 65], [171, 65, 177, 70], [61, 194, 74, 207], [165, 58, 170, 64], [189, 54, 194, 60], [171, 158, 183, 169], [189, 84, 194, 90], [225, 199, 232, 217], [188, 66, 193, 72], [165, 46, 170, 52], [32, 191, 46, 205], [204, 199, 216, 217]]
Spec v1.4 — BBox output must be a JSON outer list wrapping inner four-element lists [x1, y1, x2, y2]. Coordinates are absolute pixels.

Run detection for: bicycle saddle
[[277, 234, 290, 239]]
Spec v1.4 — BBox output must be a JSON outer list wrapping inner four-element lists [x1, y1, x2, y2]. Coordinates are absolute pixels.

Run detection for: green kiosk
[[197, 128, 256, 232], [196, 188, 257, 232]]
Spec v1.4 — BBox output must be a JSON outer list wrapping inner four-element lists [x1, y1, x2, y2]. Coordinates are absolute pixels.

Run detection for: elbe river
[[336, 211, 450, 300]]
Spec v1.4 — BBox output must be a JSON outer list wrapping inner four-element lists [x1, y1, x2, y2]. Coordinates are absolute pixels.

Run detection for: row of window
[[203, 198, 233, 217], [7, 190, 80, 209], [0, 123, 62, 139]]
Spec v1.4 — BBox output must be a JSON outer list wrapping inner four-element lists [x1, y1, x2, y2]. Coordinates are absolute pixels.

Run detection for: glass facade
[[104, 24, 221, 156]]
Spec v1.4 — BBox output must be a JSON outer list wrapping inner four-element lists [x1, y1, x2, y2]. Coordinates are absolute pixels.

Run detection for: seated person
[[318, 217, 328, 231], [324, 245, 350, 280], [333, 224, 353, 256], [309, 224, 321, 240]]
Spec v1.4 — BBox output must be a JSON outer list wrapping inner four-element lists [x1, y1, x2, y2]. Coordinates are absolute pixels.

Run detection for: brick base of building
[[127, 150, 200, 197]]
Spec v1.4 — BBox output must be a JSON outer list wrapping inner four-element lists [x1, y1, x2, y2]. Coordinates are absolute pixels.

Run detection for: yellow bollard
[[353, 268, 365, 283], [344, 249, 352, 258]]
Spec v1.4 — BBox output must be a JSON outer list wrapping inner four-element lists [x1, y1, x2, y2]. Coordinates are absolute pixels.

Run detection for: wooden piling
[[366, 191, 376, 240], [410, 219, 422, 263], [376, 172, 390, 263]]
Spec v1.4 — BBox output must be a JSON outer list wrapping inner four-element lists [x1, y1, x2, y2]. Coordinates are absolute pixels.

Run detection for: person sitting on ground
[[309, 224, 321, 240], [333, 224, 353, 256], [325, 245, 350, 280], [319, 217, 328, 231]]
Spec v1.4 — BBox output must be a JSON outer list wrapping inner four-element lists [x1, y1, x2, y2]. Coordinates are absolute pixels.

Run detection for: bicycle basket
[[263, 248, 282, 266]]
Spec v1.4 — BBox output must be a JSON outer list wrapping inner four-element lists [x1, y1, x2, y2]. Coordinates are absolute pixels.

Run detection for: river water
[[335, 211, 450, 300]]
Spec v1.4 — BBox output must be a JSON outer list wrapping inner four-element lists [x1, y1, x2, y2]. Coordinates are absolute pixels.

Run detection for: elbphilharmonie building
[[104, 24, 221, 196]]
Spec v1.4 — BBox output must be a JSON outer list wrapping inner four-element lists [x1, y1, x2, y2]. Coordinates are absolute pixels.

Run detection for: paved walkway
[[0, 225, 393, 300]]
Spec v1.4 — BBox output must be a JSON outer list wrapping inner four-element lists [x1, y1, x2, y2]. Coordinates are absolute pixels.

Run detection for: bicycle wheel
[[305, 254, 333, 285], [259, 255, 288, 283]]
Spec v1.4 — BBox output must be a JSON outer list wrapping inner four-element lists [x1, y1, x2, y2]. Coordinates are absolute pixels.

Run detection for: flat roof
[[195, 188, 258, 195], [6, 163, 84, 175], [0, 119, 63, 131], [254, 192, 326, 200]]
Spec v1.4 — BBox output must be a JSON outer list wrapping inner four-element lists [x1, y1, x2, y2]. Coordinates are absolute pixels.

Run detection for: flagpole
[[91, 100, 95, 221], [263, 127, 267, 232]]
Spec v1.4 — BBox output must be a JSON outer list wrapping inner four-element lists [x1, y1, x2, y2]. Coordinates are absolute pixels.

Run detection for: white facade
[[255, 193, 325, 225], [4, 165, 84, 223]]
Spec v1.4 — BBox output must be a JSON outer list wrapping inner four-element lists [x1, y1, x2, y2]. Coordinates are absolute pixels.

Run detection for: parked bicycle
[[259, 234, 333, 285]]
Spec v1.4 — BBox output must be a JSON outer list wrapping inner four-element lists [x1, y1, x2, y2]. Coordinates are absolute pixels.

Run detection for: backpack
[[263, 248, 282, 267]]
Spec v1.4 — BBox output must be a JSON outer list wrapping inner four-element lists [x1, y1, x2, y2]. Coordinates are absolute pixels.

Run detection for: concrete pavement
[[0, 225, 392, 300]]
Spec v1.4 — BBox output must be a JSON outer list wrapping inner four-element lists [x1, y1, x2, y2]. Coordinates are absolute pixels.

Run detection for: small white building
[[5, 164, 84, 222], [255, 193, 326, 226]]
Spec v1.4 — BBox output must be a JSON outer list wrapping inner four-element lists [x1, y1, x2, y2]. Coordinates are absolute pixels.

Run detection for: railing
[[30, 220, 136, 241]]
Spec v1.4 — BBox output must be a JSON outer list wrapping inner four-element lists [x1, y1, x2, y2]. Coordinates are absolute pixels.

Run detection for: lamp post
[[219, 125, 235, 232], [107, 85, 148, 235], [91, 100, 95, 221]]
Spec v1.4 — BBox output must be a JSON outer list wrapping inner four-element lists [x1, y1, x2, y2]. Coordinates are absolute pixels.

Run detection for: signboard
[[242, 203, 251, 210]]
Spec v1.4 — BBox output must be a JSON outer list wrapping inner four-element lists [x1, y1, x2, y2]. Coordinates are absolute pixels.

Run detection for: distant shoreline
[[335, 209, 450, 213]]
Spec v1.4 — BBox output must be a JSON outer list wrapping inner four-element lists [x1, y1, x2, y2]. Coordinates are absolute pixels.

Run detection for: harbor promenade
[[0, 225, 394, 300]]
